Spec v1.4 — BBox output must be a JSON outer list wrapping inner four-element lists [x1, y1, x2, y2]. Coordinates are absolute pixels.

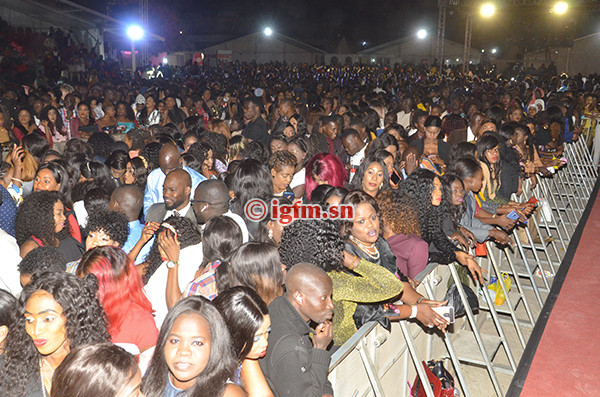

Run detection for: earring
[[268, 229, 274, 240], [379, 183, 383, 189]]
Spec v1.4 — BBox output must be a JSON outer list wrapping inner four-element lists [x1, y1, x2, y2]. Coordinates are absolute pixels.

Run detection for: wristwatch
[[165, 260, 179, 269]]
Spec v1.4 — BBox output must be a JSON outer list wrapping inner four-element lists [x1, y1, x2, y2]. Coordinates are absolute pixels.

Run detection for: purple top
[[386, 233, 429, 279]]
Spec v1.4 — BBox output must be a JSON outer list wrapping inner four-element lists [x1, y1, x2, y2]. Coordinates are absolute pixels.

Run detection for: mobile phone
[[527, 197, 539, 206], [506, 210, 520, 220], [432, 306, 455, 324], [390, 171, 401, 185]]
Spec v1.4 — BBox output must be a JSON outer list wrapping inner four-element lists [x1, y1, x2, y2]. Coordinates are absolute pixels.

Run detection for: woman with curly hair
[[217, 242, 284, 306], [304, 153, 347, 201], [349, 156, 389, 198], [33, 162, 81, 244], [268, 150, 297, 201], [0, 288, 17, 361], [398, 169, 484, 283], [377, 190, 429, 278], [0, 271, 110, 396], [213, 287, 272, 397], [15, 191, 84, 261], [141, 296, 244, 397], [279, 218, 447, 346], [142, 216, 202, 327], [77, 246, 158, 352]]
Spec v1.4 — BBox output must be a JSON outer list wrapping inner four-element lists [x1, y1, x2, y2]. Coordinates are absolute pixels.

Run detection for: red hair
[[77, 246, 153, 337], [305, 153, 348, 200]]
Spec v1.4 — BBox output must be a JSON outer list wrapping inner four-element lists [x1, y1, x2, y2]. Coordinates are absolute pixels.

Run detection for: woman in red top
[[77, 245, 158, 352]]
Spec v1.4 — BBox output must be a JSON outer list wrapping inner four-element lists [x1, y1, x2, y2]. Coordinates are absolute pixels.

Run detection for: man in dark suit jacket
[[146, 169, 198, 224]]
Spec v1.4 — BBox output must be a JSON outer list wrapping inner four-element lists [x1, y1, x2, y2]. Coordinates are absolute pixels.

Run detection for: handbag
[[411, 360, 455, 397], [444, 283, 479, 318], [353, 303, 391, 331]]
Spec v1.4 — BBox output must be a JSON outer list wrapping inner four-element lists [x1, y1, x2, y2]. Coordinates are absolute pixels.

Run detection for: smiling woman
[[0, 271, 109, 396], [15, 191, 84, 262]]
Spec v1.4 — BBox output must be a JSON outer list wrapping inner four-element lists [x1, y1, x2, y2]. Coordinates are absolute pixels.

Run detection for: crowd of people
[[0, 18, 595, 397]]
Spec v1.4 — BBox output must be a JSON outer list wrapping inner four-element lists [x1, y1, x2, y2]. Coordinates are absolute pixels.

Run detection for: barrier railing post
[[448, 263, 504, 396], [423, 280, 472, 397]]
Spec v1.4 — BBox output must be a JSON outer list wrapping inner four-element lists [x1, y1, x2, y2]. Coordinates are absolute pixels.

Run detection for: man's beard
[[165, 200, 184, 211]]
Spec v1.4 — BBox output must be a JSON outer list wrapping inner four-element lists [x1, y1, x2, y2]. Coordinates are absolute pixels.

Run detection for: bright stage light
[[552, 2, 568, 15], [480, 3, 496, 18], [417, 29, 427, 39], [126, 25, 144, 41], [264, 27, 273, 36]]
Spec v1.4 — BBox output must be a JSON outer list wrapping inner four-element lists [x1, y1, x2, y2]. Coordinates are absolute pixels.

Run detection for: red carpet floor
[[520, 188, 600, 396]]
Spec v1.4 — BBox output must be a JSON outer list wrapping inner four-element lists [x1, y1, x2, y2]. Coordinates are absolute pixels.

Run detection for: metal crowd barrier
[[328, 139, 596, 397]]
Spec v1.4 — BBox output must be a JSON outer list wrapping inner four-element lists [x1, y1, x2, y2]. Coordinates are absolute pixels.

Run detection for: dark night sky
[[81, 0, 600, 56]]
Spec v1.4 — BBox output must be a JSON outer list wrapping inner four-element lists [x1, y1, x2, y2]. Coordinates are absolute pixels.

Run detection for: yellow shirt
[[328, 259, 403, 346]]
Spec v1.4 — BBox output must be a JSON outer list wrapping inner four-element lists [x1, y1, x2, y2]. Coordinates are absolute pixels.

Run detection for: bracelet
[[416, 297, 424, 304], [409, 304, 418, 319], [11, 178, 23, 183]]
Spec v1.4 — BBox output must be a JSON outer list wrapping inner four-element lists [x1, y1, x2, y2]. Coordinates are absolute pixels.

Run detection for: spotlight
[[480, 3, 496, 18], [126, 25, 144, 41]]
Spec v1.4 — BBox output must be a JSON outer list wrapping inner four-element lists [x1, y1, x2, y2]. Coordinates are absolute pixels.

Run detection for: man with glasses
[[193, 179, 248, 242]]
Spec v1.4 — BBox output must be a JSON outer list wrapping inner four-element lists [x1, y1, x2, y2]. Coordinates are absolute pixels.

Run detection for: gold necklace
[[349, 235, 380, 260]]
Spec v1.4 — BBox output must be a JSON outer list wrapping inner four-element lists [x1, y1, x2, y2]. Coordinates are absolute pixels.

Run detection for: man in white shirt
[[468, 113, 485, 142], [396, 96, 414, 130], [144, 238, 202, 328], [341, 129, 367, 183], [0, 228, 22, 295]]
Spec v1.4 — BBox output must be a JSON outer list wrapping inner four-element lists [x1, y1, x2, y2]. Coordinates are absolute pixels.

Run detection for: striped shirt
[[182, 260, 221, 300]]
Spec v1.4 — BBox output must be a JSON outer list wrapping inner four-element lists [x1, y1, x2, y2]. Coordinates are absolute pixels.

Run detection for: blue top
[[123, 220, 152, 264], [0, 185, 17, 237], [143, 166, 206, 215], [163, 377, 183, 397]]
